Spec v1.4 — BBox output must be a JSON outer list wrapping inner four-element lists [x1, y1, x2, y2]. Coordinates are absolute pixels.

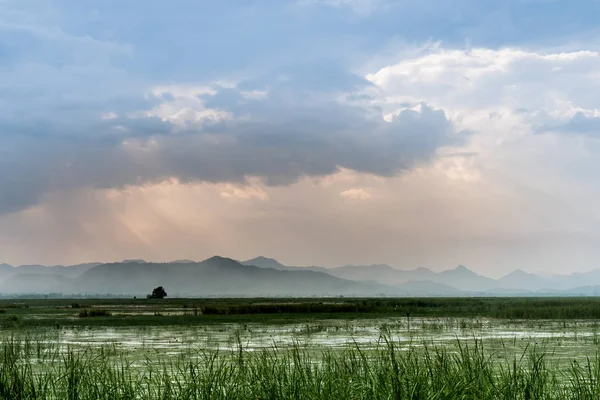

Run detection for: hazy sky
[[2, 0, 600, 275]]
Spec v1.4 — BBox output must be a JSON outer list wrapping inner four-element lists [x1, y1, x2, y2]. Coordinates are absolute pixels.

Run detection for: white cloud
[[365, 46, 600, 196], [340, 188, 372, 200], [144, 84, 232, 128], [366, 48, 600, 122]]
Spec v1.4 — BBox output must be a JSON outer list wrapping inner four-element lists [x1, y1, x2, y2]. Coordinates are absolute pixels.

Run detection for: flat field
[[2, 297, 600, 398]]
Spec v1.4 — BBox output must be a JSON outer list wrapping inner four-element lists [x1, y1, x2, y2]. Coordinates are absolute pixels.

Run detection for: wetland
[[2, 297, 600, 398]]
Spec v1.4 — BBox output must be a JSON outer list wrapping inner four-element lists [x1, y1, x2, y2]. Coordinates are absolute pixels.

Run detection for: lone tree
[[147, 286, 167, 299]]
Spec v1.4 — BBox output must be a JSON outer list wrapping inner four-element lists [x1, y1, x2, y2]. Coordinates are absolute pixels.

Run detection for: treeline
[[6, 297, 600, 321], [201, 302, 376, 315], [198, 297, 600, 319], [198, 299, 475, 315], [490, 299, 600, 319]]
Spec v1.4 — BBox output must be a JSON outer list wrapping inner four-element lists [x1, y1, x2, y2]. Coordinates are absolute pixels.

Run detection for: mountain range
[[0, 256, 598, 297], [241, 257, 600, 295]]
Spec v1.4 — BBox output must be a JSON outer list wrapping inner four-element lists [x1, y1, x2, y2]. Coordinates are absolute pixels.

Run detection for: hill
[[0, 262, 100, 283], [0, 257, 401, 297], [325, 264, 495, 291], [497, 270, 550, 291]]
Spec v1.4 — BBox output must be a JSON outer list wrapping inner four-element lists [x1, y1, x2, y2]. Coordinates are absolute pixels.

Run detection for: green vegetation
[[199, 297, 600, 319], [0, 335, 599, 399], [78, 309, 111, 318], [2, 297, 600, 328], [147, 286, 167, 300]]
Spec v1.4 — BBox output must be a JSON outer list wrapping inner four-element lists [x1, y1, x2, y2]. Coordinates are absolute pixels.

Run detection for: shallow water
[[5, 317, 600, 366]]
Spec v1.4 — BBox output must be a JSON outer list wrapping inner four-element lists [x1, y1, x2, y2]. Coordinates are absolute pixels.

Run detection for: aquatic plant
[[0, 335, 597, 399]]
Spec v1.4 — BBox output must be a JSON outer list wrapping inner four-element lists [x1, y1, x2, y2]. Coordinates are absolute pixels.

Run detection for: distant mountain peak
[[497, 269, 547, 291], [440, 265, 480, 278], [241, 256, 286, 270], [122, 259, 146, 264], [251, 256, 275, 262], [502, 269, 534, 278], [450, 265, 476, 274], [203, 256, 242, 267], [204, 255, 230, 262]]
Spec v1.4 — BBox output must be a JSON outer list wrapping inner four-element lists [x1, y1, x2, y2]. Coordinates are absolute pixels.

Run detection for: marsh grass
[[10, 297, 600, 330], [0, 335, 598, 399], [78, 309, 111, 318]]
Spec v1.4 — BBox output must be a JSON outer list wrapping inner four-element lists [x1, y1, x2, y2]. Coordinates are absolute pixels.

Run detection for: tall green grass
[[0, 336, 598, 399]]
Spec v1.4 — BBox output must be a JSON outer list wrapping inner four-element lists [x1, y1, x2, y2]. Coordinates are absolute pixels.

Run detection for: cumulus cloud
[[364, 46, 600, 187], [142, 85, 233, 128], [366, 48, 600, 119], [0, 57, 461, 215]]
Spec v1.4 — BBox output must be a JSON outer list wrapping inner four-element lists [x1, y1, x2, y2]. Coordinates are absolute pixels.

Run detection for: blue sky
[[1, 0, 600, 274]]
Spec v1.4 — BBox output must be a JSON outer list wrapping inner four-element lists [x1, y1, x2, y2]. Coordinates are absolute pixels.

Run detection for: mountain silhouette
[[2, 256, 600, 296]]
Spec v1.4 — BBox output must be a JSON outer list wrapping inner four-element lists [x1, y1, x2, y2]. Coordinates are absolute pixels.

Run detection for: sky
[[2, 0, 600, 276]]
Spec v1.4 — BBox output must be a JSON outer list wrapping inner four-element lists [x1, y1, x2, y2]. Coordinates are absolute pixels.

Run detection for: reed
[[0, 335, 597, 399]]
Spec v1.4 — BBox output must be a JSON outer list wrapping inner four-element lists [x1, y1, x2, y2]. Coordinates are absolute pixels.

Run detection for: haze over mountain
[[0, 257, 401, 297], [239, 257, 600, 296], [0, 263, 101, 282], [497, 270, 550, 291], [2, 255, 600, 297], [241, 257, 288, 271]]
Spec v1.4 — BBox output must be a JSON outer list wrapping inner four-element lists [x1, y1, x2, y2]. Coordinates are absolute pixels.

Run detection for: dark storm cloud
[[160, 100, 456, 185], [0, 66, 460, 214]]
